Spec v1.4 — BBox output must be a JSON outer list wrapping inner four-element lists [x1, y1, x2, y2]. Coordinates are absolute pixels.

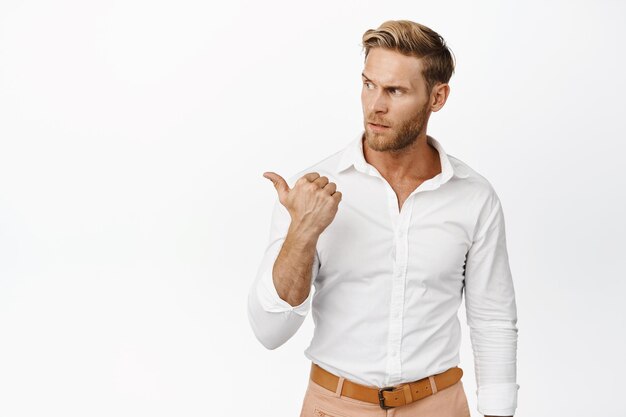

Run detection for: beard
[[364, 104, 430, 153]]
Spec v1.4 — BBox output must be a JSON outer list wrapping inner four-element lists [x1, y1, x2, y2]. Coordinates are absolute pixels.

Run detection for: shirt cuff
[[476, 382, 519, 416], [255, 266, 313, 316]]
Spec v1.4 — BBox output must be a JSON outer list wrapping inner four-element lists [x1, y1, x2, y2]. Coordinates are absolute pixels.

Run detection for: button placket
[[387, 196, 417, 385], [385, 196, 415, 385]]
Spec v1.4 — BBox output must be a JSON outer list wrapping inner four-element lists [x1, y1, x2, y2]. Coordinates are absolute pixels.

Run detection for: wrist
[[287, 222, 321, 245]]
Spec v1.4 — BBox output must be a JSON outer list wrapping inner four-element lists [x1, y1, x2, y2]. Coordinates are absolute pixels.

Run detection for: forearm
[[272, 222, 319, 307], [247, 219, 321, 350], [469, 324, 519, 416]]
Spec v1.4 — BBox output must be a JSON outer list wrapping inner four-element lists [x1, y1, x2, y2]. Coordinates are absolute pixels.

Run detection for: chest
[[390, 180, 426, 211], [314, 186, 473, 293]]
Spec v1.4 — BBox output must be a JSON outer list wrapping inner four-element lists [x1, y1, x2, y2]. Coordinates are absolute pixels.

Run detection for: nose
[[368, 90, 388, 114]]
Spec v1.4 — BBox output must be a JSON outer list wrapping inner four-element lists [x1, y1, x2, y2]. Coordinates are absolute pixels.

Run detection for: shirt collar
[[336, 131, 470, 181]]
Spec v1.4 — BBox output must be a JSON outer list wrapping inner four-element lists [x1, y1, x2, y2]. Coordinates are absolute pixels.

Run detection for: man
[[247, 20, 519, 417]]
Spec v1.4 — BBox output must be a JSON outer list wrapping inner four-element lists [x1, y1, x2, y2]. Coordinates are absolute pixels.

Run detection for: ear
[[430, 83, 450, 113]]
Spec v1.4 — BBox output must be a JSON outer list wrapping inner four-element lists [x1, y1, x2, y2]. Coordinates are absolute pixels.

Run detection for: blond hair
[[361, 20, 456, 95]]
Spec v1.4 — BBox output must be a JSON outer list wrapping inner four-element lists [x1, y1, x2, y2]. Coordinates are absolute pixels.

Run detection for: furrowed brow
[[361, 72, 409, 91]]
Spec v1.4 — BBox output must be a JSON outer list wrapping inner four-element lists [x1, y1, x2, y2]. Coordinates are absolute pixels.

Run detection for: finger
[[313, 176, 329, 188], [301, 172, 321, 183], [332, 190, 342, 202], [322, 182, 337, 195], [263, 171, 290, 200]]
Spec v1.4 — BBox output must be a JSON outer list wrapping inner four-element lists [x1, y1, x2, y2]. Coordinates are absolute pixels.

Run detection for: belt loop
[[334, 376, 345, 398], [428, 376, 438, 394], [402, 384, 414, 404]]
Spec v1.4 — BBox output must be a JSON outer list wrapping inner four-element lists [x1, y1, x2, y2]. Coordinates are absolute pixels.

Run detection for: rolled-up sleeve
[[464, 192, 519, 416], [247, 197, 320, 350]]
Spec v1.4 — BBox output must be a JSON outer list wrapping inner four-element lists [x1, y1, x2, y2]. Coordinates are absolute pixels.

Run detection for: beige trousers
[[299, 374, 471, 417]]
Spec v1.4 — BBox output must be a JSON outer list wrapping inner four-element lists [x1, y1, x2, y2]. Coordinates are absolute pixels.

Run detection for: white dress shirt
[[247, 131, 519, 416]]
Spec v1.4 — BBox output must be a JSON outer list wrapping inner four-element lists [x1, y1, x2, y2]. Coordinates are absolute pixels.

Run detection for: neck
[[362, 133, 441, 182]]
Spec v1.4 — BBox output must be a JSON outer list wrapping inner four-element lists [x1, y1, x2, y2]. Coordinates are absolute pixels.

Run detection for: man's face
[[361, 47, 434, 152]]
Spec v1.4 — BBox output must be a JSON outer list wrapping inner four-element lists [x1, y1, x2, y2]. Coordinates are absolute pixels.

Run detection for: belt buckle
[[378, 386, 395, 410]]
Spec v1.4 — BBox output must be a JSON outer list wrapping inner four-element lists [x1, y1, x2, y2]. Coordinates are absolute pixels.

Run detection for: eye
[[363, 81, 374, 90], [389, 88, 402, 96]]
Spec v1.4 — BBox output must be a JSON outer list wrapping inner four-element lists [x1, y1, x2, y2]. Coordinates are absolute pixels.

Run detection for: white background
[[1, 1, 625, 416]]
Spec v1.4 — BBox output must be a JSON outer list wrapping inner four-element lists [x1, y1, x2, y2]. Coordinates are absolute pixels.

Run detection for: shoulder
[[449, 154, 501, 200], [447, 154, 512, 241], [447, 154, 506, 233]]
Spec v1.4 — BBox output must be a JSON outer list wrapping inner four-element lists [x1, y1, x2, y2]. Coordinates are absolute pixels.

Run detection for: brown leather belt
[[310, 362, 463, 409]]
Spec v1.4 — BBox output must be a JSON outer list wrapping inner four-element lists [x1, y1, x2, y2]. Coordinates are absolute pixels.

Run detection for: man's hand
[[262, 171, 343, 307]]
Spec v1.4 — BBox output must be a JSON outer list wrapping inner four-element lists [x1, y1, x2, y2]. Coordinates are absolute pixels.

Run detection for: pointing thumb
[[263, 171, 290, 200]]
